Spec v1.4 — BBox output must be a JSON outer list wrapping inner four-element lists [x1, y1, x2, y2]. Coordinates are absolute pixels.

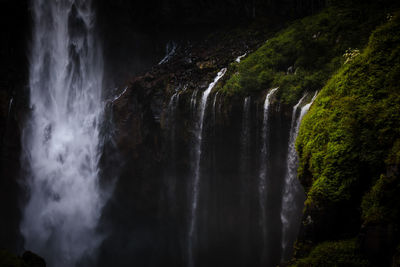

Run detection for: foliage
[[220, 2, 387, 105], [361, 140, 400, 224], [292, 239, 370, 267], [361, 173, 400, 225], [293, 9, 400, 264], [343, 48, 360, 65], [296, 10, 400, 207]]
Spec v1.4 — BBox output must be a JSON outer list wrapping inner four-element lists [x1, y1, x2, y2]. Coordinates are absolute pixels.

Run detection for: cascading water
[[190, 89, 199, 118], [239, 96, 252, 265], [21, 1, 106, 266], [166, 91, 180, 210], [235, 53, 247, 63], [112, 86, 128, 103], [279, 94, 306, 260], [258, 87, 278, 262], [7, 98, 13, 119], [159, 41, 177, 65], [188, 68, 227, 267], [280, 91, 318, 261], [212, 92, 219, 126], [240, 96, 251, 172]]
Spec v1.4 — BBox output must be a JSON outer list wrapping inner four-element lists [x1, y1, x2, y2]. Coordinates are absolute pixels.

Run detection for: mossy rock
[[219, 2, 389, 104], [294, 9, 400, 265], [291, 239, 370, 267]]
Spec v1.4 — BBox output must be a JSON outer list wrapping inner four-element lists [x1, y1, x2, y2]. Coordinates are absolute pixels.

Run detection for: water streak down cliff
[[280, 92, 317, 260], [189, 68, 227, 267], [21, 1, 106, 266], [259, 87, 278, 263]]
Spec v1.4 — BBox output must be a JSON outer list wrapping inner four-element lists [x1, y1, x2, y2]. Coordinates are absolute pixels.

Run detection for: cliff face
[[0, 0, 29, 253], [105, 1, 400, 266], [100, 23, 288, 267], [2, 0, 400, 266]]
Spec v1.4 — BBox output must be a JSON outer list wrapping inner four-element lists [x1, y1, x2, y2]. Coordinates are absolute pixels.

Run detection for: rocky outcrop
[[98, 18, 297, 266]]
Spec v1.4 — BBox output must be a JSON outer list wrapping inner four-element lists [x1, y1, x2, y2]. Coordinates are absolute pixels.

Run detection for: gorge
[[1, 0, 400, 267]]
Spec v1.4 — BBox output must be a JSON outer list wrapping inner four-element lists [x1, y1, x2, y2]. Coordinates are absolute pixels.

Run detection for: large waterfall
[[21, 1, 105, 266], [188, 68, 227, 267]]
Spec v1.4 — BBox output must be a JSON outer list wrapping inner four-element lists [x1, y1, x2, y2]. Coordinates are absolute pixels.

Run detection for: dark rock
[[22, 251, 46, 267], [360, 224, 398, 264]]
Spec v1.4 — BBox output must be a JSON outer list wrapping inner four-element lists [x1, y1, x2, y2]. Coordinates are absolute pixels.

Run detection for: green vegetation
[[293, 239, 370, 267], [213, 2, 400, 263], [361, 139, 400, 225], [220, 2, 389, 105], [293, 8, 400, 265], [296, 10, 400, 210]]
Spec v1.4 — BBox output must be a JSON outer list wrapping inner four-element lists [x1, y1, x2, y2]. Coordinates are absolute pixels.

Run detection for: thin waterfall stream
[[188, 68, 227, 267], [280, 91, 318, 260], [258, 87, 278, 263]]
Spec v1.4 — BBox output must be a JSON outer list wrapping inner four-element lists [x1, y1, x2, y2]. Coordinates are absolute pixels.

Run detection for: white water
[[235, 53, 247, 63], [280, 91, 318, 260], [166, 91, 180, 213], [21, 1, 106, 266], [258, 87, 278, 261], [299, 91, 318, 122], [240, 96, 251, 168], [7, 98, 13, 118], [159, 41, 177, 65], [188, 68, 227, 267], [190, 89, 199, 118], [212, 92, 219, 113], [112, 86, 128, 102], [212, 92, 220, 126], [167, 91, 180, 158]]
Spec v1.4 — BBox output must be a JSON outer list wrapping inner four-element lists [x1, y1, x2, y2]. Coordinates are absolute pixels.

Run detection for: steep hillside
[[294, 10, 400, 266]]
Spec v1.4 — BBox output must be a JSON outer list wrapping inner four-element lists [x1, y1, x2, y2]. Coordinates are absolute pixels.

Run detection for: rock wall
[[0, 0, 29, 253]]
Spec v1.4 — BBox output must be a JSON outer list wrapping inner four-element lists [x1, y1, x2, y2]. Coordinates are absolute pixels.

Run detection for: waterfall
[[190, 89, 199, 118], [240, 96, 251, 171], [7, 98, 13, 119], [212, 92, 220, 128], [235, 53, 247, 63], [188, 68, 227, 267], [167, 92, 180, 147], [166, 91, 180, 211], [112, 86, 128, 102], [258, 87, 278, 262], [239, 96, 252, 265], [21, 1, 106, 266], [280, 91, 318, 261], [159, 41, 177, 65], [299, 92, 318, 122]]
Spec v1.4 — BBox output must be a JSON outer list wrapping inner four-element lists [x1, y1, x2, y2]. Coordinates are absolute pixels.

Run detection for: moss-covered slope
[[294, 10, 400, 266], [219, 1, 394, 105]]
